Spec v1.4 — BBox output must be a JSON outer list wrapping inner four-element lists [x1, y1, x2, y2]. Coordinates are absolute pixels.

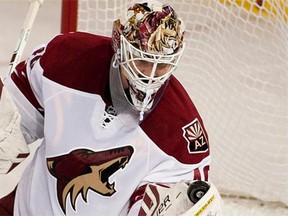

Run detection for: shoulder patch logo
[[182, 118, 208, 154]]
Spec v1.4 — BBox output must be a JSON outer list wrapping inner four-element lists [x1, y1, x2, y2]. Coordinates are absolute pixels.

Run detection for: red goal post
[[61, 0, 78, 33]]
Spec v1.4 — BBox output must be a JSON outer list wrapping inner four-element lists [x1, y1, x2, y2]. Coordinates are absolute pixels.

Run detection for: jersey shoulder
[[40, 32, 114, 94], [140, 76, 210, 164]]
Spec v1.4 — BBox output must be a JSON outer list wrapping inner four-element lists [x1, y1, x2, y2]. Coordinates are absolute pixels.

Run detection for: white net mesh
[[74, 0, 288, 213]]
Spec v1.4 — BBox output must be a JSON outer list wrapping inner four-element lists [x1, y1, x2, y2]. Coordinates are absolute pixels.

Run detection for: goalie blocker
[[137, 180, 223, 216]]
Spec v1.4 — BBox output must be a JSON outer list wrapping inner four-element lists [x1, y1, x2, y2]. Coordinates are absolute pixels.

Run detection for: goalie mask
[[111, 1, 185, 121]]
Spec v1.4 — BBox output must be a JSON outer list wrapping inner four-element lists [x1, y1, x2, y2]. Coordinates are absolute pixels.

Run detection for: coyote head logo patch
[[47, 145, 134, 214], [182, 118, 208, 154]]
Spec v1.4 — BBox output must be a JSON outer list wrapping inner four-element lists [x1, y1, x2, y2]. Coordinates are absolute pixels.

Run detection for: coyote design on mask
[[47, 145, 134, 214]]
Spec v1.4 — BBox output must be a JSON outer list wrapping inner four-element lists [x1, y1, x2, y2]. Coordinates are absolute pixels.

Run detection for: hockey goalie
[[0, 1, 224, 215]]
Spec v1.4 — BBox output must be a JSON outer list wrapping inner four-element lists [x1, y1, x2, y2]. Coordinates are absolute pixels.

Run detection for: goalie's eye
[[156, 63, 171, 75], [130, 60, 171, 78]]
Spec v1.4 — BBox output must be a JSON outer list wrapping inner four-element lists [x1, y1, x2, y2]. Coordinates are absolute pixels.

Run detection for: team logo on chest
[[182, 118, 208, 154], [46, 145, 134, 214]]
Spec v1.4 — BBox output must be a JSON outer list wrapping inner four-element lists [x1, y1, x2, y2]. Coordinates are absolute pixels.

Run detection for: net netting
[[72, 0, 288, 214]]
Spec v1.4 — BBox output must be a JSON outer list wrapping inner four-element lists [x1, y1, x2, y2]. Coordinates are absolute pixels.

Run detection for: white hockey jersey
[[4, 32, 211, 216]]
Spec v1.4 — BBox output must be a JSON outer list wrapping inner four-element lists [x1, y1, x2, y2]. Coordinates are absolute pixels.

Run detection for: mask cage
[[119, 35, 185, 120], [119, 35, 185, 90]]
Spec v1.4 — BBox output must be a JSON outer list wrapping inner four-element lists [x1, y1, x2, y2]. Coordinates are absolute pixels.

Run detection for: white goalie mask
[[119, 35, 184, 120], [111, 2, 185, 120]]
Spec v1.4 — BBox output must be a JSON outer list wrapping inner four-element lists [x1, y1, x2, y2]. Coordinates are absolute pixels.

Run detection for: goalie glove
[[138, 180, 223, 216], [0, 87, 30, 174]]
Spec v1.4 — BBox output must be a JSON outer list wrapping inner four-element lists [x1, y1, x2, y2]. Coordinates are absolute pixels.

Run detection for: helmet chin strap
[[138, 89, 155, 121], [138, 62, 159, 120]]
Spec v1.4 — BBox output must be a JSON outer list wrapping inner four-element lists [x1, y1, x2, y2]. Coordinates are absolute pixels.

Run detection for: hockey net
[[64, 0, 288, 214]]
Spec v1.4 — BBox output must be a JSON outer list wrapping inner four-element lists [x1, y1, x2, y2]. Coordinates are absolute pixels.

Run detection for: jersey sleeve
[[4, 45, 46, 144]]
